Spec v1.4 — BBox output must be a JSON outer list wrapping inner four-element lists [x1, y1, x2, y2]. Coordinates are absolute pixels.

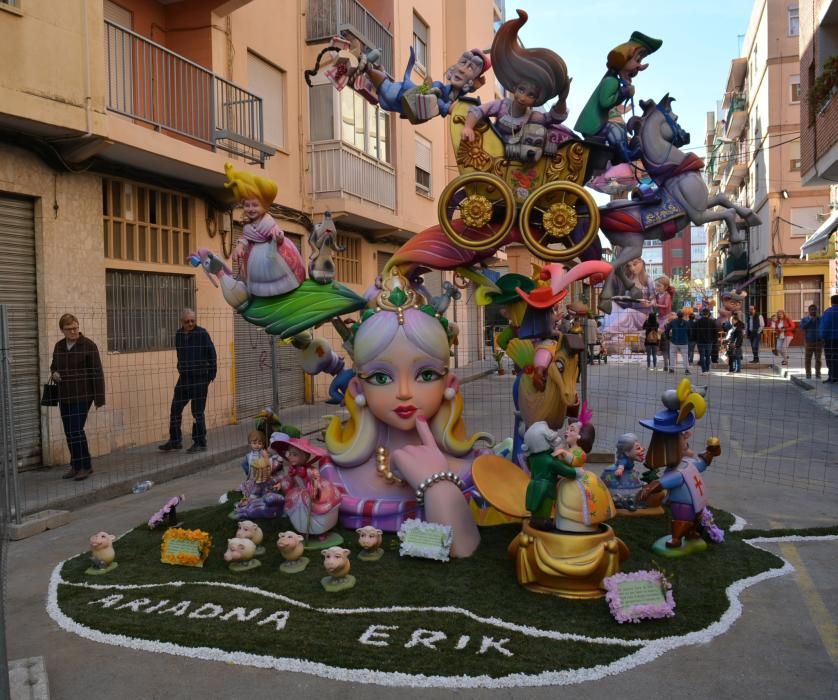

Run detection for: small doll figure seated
[[600, 433, 651, 511], [224, 537, 261, 573], [461, 10, 574, 159], [356, 525, 384, 561], [321, 546, 355, 592], [232, 430, 284, 521], [224, 163, 305, 298], [86, 531, 117, 575]]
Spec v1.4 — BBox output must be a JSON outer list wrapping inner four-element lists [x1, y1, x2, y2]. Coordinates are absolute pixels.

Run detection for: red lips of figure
[[394, 405, 417, 419]]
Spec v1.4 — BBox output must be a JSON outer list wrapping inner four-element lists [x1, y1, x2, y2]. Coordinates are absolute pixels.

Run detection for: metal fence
[[306, 0, 394, 75], [104, 21, 274, 165]]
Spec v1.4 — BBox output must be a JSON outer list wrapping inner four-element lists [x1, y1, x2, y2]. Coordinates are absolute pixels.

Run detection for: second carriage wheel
[[438, 172, 516, 252], [519, 181, 600, 261]]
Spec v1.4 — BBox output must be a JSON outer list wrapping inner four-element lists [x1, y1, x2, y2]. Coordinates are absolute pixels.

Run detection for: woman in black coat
[[642, 312, 660, 369], [50, 313, 105, 480]]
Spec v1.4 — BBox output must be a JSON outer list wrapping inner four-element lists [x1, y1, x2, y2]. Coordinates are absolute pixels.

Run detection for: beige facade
[[704, 0, 830, 318], [0, 0, 503, 468]]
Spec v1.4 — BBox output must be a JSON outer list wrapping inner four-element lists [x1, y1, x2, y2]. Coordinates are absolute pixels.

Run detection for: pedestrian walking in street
[[694, 307, 716, 374], [687, 312, 698, 365], [50, 313, 105, 481], [584, 314, 599, 365], [666, 309, 691, 374], [800, 304, 824, 380], [820, 294, 838, 383], [642, 312, 660, 369], [745, 304, 765, 363], [659, 322, 671, 372], [771, 310, 794, 366], [159, 308, 217, 453], [725, 318, 744, 374]]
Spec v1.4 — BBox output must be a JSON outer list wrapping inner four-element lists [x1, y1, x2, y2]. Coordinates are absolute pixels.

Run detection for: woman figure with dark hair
[[462, 9, 573, 144], [50, 313, 105, 481]]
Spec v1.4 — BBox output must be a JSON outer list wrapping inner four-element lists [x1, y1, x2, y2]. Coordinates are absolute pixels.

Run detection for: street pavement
[[5, 352, 838, 699]]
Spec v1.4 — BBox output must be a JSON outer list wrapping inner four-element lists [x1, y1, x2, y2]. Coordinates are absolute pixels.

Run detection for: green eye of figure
[[367, 372, 392, 386], [417, 369, 441, 382]]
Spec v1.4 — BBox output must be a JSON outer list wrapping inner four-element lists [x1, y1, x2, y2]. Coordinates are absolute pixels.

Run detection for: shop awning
[[801, 210, 838, 256]]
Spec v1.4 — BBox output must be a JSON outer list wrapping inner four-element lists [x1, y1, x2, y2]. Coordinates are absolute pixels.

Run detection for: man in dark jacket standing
[[694, 307, 717, 374], [666, 310, 691, 374], [820, 294, 838, 384], [159, 309, 217, 453]]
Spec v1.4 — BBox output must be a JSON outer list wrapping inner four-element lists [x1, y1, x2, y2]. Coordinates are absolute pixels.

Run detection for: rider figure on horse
[[575, 31, 662, 165]]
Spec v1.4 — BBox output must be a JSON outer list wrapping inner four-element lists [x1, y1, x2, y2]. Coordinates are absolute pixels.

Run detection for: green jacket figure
[[523, 421, 584, 520], [574, 31, 662, 162]]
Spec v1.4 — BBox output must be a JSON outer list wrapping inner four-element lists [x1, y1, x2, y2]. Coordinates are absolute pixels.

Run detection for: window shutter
[[309, 84, 335, 141]]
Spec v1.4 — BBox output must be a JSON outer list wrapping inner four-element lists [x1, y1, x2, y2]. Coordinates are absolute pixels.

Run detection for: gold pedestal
[[508, 519, 629, 599]]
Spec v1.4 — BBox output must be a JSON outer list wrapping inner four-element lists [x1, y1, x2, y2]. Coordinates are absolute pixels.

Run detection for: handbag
[[41, 378, 59, 407]]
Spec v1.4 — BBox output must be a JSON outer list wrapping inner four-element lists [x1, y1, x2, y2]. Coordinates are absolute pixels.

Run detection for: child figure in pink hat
[[272, 432, 342, 544]]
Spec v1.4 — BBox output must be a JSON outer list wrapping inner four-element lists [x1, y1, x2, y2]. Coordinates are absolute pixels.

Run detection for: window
[[106, 270, 196, 352], [248, 51, 285, 148], [790, 74, 800, 103], [415, 135, 432, 196], [0, 0, 21, 8], [672, 248, 683, 258], [340, 89, 390, 162], [333, 234, 361, 284], [788, 6, 799, 36], [377, 251, 393, 276], [790, 140, 801, 172], [309, 84, 335, 141], [102, 179, 193, 265], [413, 13, 428, 73], [671, 266, 683, 278]]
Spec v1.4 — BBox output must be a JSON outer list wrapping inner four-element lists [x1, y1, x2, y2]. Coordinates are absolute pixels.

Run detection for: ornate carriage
[[439, 99, 610, 261]]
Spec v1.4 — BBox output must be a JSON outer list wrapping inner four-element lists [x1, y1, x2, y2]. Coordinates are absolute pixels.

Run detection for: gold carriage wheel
[[519, 181, 600, 261], [438, 172, 516, 252]]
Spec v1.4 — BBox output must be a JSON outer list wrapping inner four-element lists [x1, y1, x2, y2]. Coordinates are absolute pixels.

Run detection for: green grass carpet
[[53, 498, 818, 682]]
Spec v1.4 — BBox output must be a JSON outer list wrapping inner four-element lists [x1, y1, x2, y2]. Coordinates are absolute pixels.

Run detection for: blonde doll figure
[[654, 275, 674, 323], [224, 162, 305, 297]]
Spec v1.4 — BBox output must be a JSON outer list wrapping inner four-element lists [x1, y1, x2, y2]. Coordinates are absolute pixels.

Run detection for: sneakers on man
[[187, 443, 207, 454], [158, 441, 183, 452], [74, 468, 92, 481]]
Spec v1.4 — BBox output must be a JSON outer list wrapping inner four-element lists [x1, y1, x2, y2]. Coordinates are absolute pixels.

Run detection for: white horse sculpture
[[597, 95, 760, 312]]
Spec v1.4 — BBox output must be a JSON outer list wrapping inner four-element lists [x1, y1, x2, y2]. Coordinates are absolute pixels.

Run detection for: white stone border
[[46, 535, 838, 689]]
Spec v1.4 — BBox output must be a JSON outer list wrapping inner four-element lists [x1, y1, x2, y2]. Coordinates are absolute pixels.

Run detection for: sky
[[514, 0, 755, 162]]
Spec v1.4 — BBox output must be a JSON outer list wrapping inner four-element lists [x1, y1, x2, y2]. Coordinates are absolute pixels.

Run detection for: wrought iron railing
[[308, 140, 395, 211], [306, 0, 394, 75], [104, 21, 274, 165]]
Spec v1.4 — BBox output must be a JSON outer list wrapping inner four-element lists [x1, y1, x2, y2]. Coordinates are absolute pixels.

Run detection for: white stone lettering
[[454, 635, 470, 650], [114, 597, 151, 612], [157, 601, 191, 617], [358, 624, 399, 647], [404, 629, 447, 650], [220, 607, 263, 622], [142, 600, 170, 613], [478, 636, 513, 657], [187, 603, 224, 620], [87, 594, 123, 608], [256, 610, 289, 631]]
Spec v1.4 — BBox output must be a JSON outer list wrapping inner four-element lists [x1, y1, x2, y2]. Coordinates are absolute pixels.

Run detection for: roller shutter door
[[232, 225, 305, 420], [0, 195, 41, 469]]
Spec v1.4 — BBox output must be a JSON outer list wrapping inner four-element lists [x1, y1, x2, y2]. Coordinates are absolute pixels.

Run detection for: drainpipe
[[81, 0, 93, 137]]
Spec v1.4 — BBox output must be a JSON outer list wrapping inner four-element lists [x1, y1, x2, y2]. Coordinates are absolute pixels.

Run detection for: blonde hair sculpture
[[224, 162, 278, 210]]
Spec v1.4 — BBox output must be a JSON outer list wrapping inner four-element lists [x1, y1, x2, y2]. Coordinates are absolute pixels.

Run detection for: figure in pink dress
[[272, 433, 341, 539]]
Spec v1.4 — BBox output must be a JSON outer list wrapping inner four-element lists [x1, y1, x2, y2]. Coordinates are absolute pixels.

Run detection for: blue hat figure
[[638, 380, 723, 557]]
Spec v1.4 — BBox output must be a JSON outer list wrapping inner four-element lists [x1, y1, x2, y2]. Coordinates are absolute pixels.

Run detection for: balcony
[[725, 94, 747, 139], [306, 0, 394, 75], [104, 21, 275, 165], [722, 145, 748, 194], [308, 140, 395, 211]]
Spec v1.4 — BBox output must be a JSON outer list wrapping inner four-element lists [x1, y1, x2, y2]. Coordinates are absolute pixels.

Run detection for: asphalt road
[[5, 361, 838, 699]]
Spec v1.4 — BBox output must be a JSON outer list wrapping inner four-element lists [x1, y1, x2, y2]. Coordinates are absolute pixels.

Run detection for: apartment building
[[0, 0, 503, 470], [703, 0, 830, 319], [799, 0, 838, 296]]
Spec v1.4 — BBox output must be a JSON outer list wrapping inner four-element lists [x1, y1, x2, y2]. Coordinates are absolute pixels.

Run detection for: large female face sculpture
[[357, 330, 449, 431]]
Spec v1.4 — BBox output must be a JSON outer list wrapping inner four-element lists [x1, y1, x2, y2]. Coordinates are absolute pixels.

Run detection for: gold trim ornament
[[375, 446, 404, 486], [375, 269, 421, 325], [542, 202, 578, 237], [460, 194, 494, 228]]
